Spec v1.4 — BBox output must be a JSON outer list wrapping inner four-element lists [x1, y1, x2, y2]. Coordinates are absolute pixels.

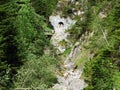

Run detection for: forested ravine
[[0, 0, 120, 90]]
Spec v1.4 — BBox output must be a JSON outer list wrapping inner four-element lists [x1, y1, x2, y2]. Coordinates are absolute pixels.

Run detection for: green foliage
[[76, 49, 88, 67], [113, 72, 120, 90], [0, 0, 49, 89], [69, 19, 86, 42], [0, 0, 119, 90], [14, 0, 49, 56], [68, 1, 92, 42], [13, 55, 58, 89], [0, 1, 23, 88], [58, 39, 67, 48], [31, 0, 58, 19], [84, 49, 115, 90], [61, 47, 71, 57], [83, 0, 120, 89]]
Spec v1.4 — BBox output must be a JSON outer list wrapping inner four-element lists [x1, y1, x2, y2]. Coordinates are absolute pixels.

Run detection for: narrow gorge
[[49, 0, 92, 90], [0, 0, 119, 90]]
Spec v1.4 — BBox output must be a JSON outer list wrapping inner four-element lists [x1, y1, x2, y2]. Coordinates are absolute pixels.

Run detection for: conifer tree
[[0, 0, 48, 89], [31, 0, 58, 19], [0, 0, 21, 88]]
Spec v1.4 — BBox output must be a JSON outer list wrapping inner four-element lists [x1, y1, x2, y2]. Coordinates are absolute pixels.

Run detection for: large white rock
[[49, 15, 76, 53], [53, 68, 86, 90]]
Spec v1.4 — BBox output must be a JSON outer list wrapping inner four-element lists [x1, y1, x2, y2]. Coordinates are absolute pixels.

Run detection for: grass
[[75, 48, 90, 68], [60, 47, 71, 57], [113, 72, 120, 90]]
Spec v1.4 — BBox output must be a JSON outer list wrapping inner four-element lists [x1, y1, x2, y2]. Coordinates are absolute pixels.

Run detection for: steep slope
[[50, 0, 120, 90], [1, 0, 119, 90], [0, 0, 57, 89]]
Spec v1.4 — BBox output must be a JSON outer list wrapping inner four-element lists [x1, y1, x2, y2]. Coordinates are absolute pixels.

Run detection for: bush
[[13, 55, 58, 89]]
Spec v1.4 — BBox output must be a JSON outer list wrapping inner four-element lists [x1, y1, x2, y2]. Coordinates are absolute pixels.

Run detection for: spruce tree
[[0, 0, 21, 88], [31, 0, 58, 19], [0, 0, 48, 89]]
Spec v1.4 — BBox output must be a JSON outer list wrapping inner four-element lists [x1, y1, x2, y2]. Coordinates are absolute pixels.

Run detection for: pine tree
[[0, 0, 20, 88], [0, 0, 48, 89], [31, 0, 58, 19]]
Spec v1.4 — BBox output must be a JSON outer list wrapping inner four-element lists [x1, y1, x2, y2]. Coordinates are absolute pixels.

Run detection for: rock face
[[52, 43, 87, 90], [49, 15, 76, 53], [50, 0, 88, 90], [53, 69, 86, 90], [52, 31, 94, 90]]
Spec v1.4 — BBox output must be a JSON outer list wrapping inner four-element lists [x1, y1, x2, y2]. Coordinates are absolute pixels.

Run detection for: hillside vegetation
[[0, 0, 120, 90]]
